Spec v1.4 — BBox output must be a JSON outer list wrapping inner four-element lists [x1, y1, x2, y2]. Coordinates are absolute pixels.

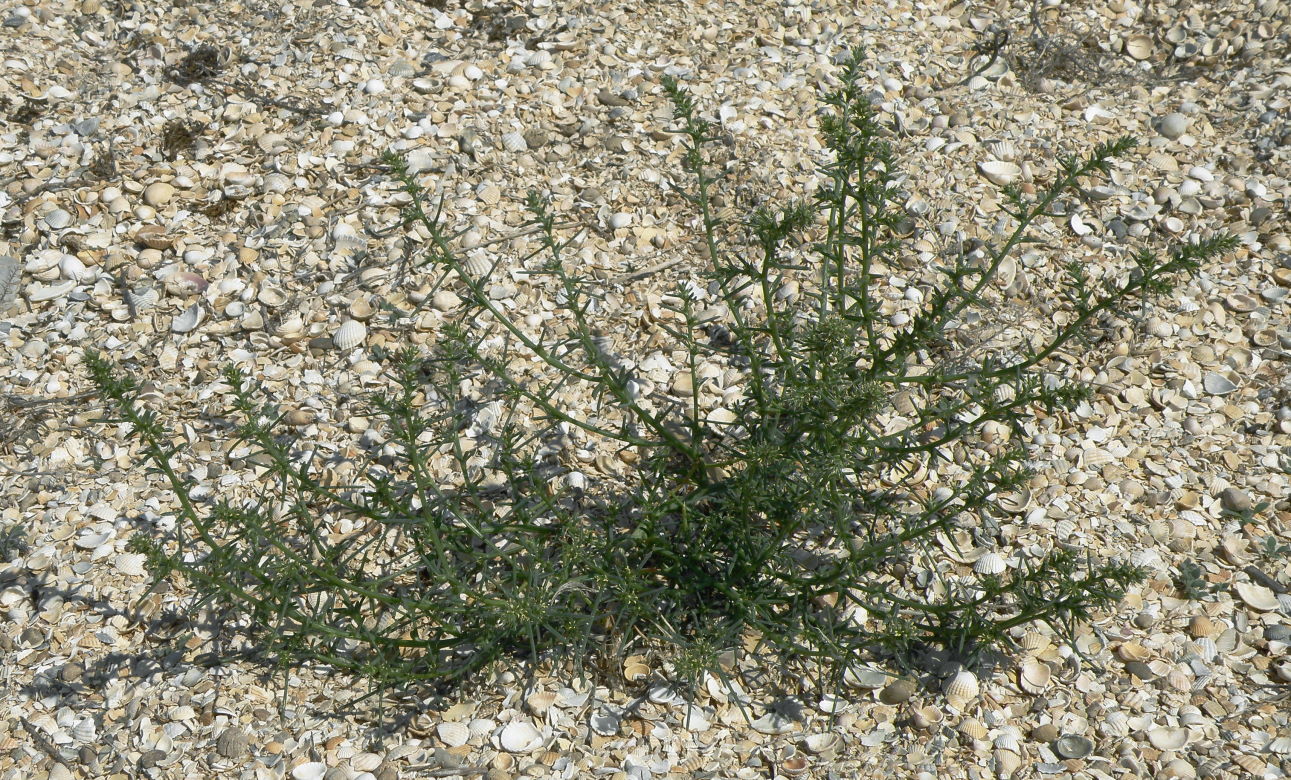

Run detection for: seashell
[[476, 183, 501, 205], [879, 678, 917, 704], [958, 718, 988, 740], [1160, 759, 1197, 779], [171, 303, 204, 334], [647, 683, 679, 705], [0, 255, 18, 314], [216, 727, 250, 758], [166, 271, 208, 296], [275, 314, 305, 339], [134, 225, 174, 250], [525, 691, 558, 716], [993, 730, 1022, 753], [71, 718, 96, 743], [845, 666, 890, 689], [803, 733, 840, 755], [500, 131, 528, 153], [332, 319, 367, 351], [996, 489, 1031, 514], [589, 707, 621, 736], [1202, 373, 1238, 395], [496, 721, 542, 753], [1054, 734, 1094, 759], [1099, 711, 1130, 738], [436, 722, 470, 747], [750, 711, 797, 735], [126, 284, 160, 311], [911, 705, 944, 730], [461, 253, 492, 279], [115, 552, 147, 577], [623, 661, 650, 682], [1177, 705, 1204, 726], [974, 552, 1007, 576], [1267, 736, 1291, 754], [258, 286, 288, 307], [348, 296, 376, 321], [1117, 642, 1151, 663], [555, 687, 590, 708], [1191, 637, 1218, 663], [781, 755, 809, 777], [986, 140, 1017, 161], [1148, 726, 1189, 750], [1233, 755, 1266, 775], [351, 753, 382, 772], [1234, 581, 1280, 611], [1124, 34, 1154, 60], [995, 748, 1022, 778], [291, 762, 327, 780], [1020, 631, 1050, 653], [1188, 615, 1219, 638], [977, 160, 1022, 186], [944, 670, 979, 707], [1018, 660, 1052, 694]]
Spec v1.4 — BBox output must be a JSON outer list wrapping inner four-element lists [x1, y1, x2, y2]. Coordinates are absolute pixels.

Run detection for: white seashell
[[467, 718, 495, 739], [1124, 34, 1154, 60], [958, 718, 988, 740], [843, 666, 889, 689], [1234, 755, 1267, 775], [525, 690, 558, 716], [996, 489, 1031, 514], [462, 253, 492, 279], [1018, 660, 1051, 694], [1177, 705, 1204, 726], [1234, 581, 1280, 611], [555, 687, 590, 708], [171, 303, 204, 334], [126, 285, 159, 311], [500, 131, 528, 152], [977, 160, 1022, 186], [1148, 726, 1189, 751], [646, 683, 678, 705], [974, 552, 1007, 576], [257, 286, 288, 307], [115, 552, 147, 577], [993, 731, 1022, 753], [1266, 736, 1291, 754], [496, 721, 542, 753], [911, 705, 944, 730], [291, 762, 327, 780], [71, 718, 96, 743], [1099, 711, 1130, 738], [944, 670, 979, 707], [332, 319, 367, 351], [986, 140, 1017, 161], [436, 722, 469, 747], [995, 748, 1022, 778], [1202, 372, 1238, 395], [589, 708, 622, 736], [350, 753, 382, 772], [803, 733, 841, 755]]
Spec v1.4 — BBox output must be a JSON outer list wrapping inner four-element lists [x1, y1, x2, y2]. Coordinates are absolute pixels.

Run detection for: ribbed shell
[[332, 319, 367, 350]]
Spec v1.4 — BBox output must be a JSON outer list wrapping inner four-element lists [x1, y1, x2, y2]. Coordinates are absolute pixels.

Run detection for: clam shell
[[986, 140, 1017, 161], [291, 762, 327, 780], [845, 666, 890, 689], [996, 489, 1031, 514], [496, 721, 542, 753], [1234, 581, 1280, 611], [125, 285, 159, 311], [1054, 734, 1093, 759], [1124, 34, 1154, 59], [525, 690, 558, 716], [1188, 615, 1219, 638], [467, 718, 495, 739], [803, 733, 840, 755], [1117, 642, 1152, 663], [944, 670, 979, 707], [958, 718, 988, 740], [977, 160, 1022, 186], [974, 552, 1007, 576], [994, 731, 1022, 753], [879, 678, 917, 704], [995, 748, 1021, 778], [215, 727, 250, 758], [133, 225, 174, 250], [171, 303, 204, 334], [781, 755, 809, 777], [1018, 660, 1051, 694], [436, 722, 470, 747], [115, 552, 147, 577], [1202, 372, 1238, 395], [476, 183, 501, 205], [351, 753, 382, 772], [1148, 726, 1189, 750], [912, 705, 944, 730], [332, 319, 367, 351], [1267, 736, 1291, 754]]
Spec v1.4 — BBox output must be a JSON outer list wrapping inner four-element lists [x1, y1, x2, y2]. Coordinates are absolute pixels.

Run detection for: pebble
[[1219, 487, 1252, 514]]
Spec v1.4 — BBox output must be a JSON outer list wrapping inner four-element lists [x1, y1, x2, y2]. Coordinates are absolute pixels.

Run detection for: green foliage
[[86, 45, 1237, 707]]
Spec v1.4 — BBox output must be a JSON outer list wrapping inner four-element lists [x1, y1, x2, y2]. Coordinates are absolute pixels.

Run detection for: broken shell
[[1117, 642, 1152, 662], [623, 661, 650, 682], [995, 748, 1022, 778], [1235, 581, 1280, 611], [257, 285, 288, 307], [1202, 372, 1238, 395], [291, 762, 327, 780], [1267, 736, 1291, 754], [496, 721, 543, 753], [977, 160, 1022, 186], [133, 225, 174, 250], [114, 552, 147, 577], [944, 670, 979, 707], [1233, 755, 1266, 775], [436, 722, 470, 747], [1018, 660, 1052, 694], [1124, 34, 1154, 59], [1160, 759, 1197, 779], [351, 753, 382, 772], [1099, 711, 1130, 738], [986, 140, 1017, 161], [1148, 726, 1189, 750], [911, 705, 944, 730], [993, 730, 1022, 753], [996, 489, 1032, 514], [125, 285, 160, 311], [500, 131, 528, 153], [216, 727, 250, 758], [1054, 734, 1094, 759], [781, 755, 809, 777], [974, 552, 1007, 576], [845, 666, 890, 689], [171, 303, 204, 334], [525, 691, 558, 717], [332, 319, 368, 351]]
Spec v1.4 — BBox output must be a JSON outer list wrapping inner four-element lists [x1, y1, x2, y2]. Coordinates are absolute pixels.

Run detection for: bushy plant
[[87, 47, 1237, 706]]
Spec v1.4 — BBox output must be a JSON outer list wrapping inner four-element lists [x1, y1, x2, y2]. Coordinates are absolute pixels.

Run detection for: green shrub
[[86, 46, 1237, 707]]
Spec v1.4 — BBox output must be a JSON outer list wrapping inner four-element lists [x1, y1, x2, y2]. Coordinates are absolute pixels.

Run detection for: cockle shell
[[1188, 615, 1219, 638], [115, 553, 147, 577], [958, 718, 988, 740], [125, 285, 159, 311], [436, 722, 470, 747], [1267, 736, 1291, 754], [496, 721, 543, 753], [781, 755, 809, 777], [291, 762, 326, 780], [1234, 581, 1280, 611], [995, 748, 1022, 778], [1054, 734, 1094, 759], [977, 160, 1022, 186], [215, 727, 250, 758], [974, 552, 1007, 576], [332, 319, 367, 351], [500, 131, 528, 152], [912, 705, 944, 730], [803, 733, 841, 755], [525, 691, 558, 716], [944, 670, 979, 707], [1117, 642, 1151, 662], [1018, 660, 1052, 694], [351, 753, 382, 772], [1233, 755, 1266, 775]]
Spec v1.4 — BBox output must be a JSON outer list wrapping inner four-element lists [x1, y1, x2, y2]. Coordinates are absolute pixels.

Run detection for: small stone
[[1220, 487, 1253, 514], [596, 88, 630, 106], [1157, 112, 1189, 140], [879, 678, 917, 705], [1032, 723, 1060, 743], [142, 182, 176, 207]]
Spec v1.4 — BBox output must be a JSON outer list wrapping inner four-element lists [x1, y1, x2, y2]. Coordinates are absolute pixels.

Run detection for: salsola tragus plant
[[87, 46, 1238, 705]]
